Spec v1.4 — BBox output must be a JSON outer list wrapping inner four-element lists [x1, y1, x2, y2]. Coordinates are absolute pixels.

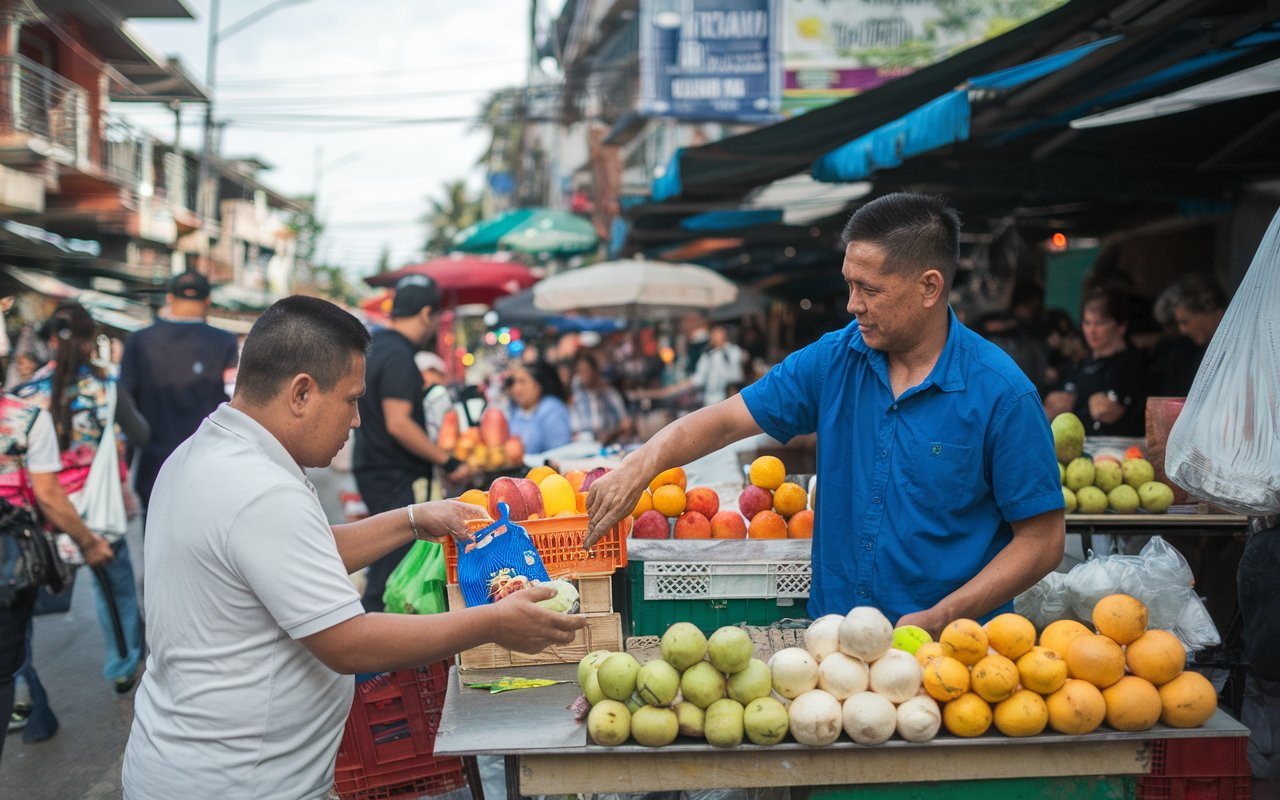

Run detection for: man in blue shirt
[[586, 194, 1064, 633]]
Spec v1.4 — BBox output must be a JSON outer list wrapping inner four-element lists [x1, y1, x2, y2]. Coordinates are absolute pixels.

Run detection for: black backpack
[[0, 494, 66, 610]]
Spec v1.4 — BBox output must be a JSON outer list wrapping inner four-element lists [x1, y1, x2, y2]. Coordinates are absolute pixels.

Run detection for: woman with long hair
[[504, 360, 572, 455], [12, 303, 149, 717]]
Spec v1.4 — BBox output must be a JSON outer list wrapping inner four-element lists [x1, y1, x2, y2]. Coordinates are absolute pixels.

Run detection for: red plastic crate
[[1137, 737, 1252, 800], [333, 661, 467, 800]]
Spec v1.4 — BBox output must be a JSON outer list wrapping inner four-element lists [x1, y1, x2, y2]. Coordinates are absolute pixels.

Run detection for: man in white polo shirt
[[122, 296, 583, 800]]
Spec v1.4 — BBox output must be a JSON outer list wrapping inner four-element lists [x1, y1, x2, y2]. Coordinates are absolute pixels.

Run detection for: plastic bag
[[1164, 209, 1280, 515], [456, 502, 550, 607], [1015, 536, 1220, 651], [382, 539, 447, 615]]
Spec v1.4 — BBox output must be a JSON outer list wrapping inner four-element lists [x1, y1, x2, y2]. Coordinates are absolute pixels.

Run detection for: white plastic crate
[[643, 561, 811, 601]]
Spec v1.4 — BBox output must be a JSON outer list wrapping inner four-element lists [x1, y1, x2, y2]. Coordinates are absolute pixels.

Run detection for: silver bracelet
[[407, 504, 421, 539]]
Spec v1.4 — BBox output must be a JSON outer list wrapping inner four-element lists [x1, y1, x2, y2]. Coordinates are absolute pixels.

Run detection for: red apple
[[633, 509, 671, 539], [738, 485, 773, 521], [487, 476, 543, 521], [710, 511, 747, 539], [684, 486, 719, 519], [674, 511, 711, 539], [580, 467, 611, 493], [501, 436, 525, 465], [479, 406, 509, 448]]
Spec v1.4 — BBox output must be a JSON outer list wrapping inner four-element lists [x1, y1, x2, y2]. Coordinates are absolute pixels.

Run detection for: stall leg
[[463, 755, 485, 800], [504, 755, 525, 800]]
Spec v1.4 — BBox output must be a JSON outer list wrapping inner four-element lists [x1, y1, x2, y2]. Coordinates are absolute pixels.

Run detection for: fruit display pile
[[439, 406, 526, 473], [631, 456, 814, 540], [1051, 412, 1177, 514], [579, 593, 1217, 747], [454, 464, 611, 521]]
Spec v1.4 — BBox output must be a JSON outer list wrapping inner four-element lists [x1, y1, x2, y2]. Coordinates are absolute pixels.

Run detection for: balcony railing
[[0, 54, 88, 167], [103, 113, 142, 186]]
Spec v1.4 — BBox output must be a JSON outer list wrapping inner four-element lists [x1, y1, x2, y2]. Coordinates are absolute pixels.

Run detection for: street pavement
[[2, 516, 143, 798]]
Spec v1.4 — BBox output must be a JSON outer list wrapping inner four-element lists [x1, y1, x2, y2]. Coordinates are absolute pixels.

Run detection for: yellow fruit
[[1092, 593, 1148, 645], [970, 654, 1020, 704], [985, 613, 1036, 660], [772, 482, 807, 518], [922, 656, 970, 702], [993, 689, 1049, 737], [651, 484, 687, 518], [1016, 646, 1068, 695], [1102, 675, 1162, 731], [1125, 629, 1186, 686], [1065, 634, 1126, 689], [942, 693, 992, 737], [1157, 671, 1217, 728], [648, 467, 687, 493], [748, 456, 785, 490], [915, 641, 955, 668], [940, 619, 988, 666], [1046, 679, 1107, 735], [1039, 619, 1093, 659], [527, 465, 557, 484], [632, 491, 654, 519], [538, 474, 577, 517], [457, 489, 489, 511]]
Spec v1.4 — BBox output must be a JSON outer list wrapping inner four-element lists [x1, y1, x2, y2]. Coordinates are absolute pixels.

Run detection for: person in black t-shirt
[[1044, 288, 1147, 436], [354, 275, 473, 612], [120, 271, 239, 509]]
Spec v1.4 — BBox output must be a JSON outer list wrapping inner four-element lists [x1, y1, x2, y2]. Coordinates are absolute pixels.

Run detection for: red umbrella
[[365, 254, 538, 307]]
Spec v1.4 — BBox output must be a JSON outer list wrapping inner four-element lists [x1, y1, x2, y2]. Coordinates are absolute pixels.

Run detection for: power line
[[216, 59, 526, 87]]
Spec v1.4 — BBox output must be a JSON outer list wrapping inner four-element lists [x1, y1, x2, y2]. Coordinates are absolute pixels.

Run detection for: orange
[[1016, 646, 1068, 695], [748, 456, 786, 490], [772, 482, 808, 518], [632, 491, 654, 519], [915, 641, 955, 668], [457, 489, 488, 510], [1125, 629, 1185, 686], [942, 692, 992, 737], [527, 465, 557, 484], [648, 467, 687, 494], [970, 654, 1019, 704], [1065, 634, 1126, 689], [575, 491, 587, 514], [984, 613, 1036, 660], [1092, 594, 1148, 645], [651, 484, 687, 517], [747, 510, 787, 539], [565, 470, 587, 491], [993, 689, 1049, 737], [1102, 675, 1162, 732], [1046, 679, 1106, 735], [787, 509, 814, 539], [940, 619, 988, 666], [1157, 671, 1217, 728], [922, 656, 970, 702], [1039, 619, 1092, 659], [538, 474, 577, 517]]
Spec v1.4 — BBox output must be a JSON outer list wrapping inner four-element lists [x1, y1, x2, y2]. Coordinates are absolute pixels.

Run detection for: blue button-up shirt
[[741, 308, 1062, 623]]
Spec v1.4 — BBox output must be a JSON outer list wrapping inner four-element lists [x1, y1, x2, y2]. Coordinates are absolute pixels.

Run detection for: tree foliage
[[422, 179, 482, 255]]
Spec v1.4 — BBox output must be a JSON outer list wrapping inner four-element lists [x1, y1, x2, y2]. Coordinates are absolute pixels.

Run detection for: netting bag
[[1164, 208, 1280, 515]]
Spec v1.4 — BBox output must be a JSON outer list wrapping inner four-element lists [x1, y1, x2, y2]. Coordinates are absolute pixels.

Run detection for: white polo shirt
[[123, 404, 364, 800]]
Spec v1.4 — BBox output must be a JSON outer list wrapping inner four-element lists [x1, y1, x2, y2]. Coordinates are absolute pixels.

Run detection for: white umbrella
[[532, 259, 738, 318]]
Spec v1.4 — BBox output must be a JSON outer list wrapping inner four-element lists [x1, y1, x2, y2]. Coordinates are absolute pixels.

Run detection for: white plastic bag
[[1164, 209, 1280, 515], [1015, 536, 1220, 651]]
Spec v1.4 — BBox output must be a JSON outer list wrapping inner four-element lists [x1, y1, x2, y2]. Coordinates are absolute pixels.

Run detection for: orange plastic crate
[[445, 512, 629, 584]]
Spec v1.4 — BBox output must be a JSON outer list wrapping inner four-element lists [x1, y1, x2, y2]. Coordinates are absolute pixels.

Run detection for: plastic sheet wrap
[[1015, 536, 1220, 651], [1165, 208, 1280, 515]]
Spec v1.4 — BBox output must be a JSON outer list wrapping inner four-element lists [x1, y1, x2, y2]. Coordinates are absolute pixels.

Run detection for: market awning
[[452, 208, 599, 256]]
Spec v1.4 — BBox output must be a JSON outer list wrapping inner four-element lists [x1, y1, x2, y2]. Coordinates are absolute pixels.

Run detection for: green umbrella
[[452, 208, 598, 256]]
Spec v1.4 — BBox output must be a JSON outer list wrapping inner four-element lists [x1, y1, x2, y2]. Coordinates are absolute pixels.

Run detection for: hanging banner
[[639, 0, 782, 123]]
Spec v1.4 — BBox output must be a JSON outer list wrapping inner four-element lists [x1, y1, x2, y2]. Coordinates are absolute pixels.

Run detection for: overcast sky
[[124, 0, 543, 279]]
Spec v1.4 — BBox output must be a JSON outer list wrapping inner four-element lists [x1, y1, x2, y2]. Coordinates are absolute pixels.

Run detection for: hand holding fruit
[[584, 462, 649, 548], [895, 607, 949, 640], [445, 461, 475, 484], [488, 584, 588, 654], [411, 499, 484, 544]]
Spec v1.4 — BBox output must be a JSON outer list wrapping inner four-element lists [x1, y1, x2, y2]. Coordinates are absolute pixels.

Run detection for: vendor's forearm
[[927, 510, 1065, 627], [332, 507, 416, 573], [386, 415, 453, 466], [309, 605, 514, 673], [630, 395, 761, 478]]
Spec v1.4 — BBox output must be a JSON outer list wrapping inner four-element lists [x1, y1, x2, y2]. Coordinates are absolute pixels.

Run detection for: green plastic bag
[[382, 539, 447, 615]]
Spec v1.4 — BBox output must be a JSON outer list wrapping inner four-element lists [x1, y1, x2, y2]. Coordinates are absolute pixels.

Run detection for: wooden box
[[454, 611, 622, 671], [445, 573, 613, 615]]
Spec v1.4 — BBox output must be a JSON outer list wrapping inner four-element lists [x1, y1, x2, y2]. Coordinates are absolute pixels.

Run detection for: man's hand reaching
[[488, 585, 587, 654]]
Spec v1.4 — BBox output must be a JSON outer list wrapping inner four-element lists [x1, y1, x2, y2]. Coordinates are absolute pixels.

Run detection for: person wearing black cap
[[120, 271, 239, 510], [354, 274, 472, 612]]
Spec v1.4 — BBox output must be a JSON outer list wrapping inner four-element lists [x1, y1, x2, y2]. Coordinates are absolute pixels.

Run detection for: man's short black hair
[[236, 296, 371, 405], [841, 193, 961, 287]]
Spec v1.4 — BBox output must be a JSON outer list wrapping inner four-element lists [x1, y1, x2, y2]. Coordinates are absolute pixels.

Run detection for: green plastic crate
[[808, 776, 1133, 800], [626, 562, 809, 636]]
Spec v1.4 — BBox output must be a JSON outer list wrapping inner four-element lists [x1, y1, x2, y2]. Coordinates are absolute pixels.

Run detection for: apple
[[487, 477, 544, 521], [685, 487, 720, 519], [634, 510, 671, 539], [580, 467, 611, 493], [738, 486, 773, 521]]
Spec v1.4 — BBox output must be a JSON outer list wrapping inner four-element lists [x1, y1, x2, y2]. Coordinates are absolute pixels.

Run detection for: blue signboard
[[640, 0, 781, 122]]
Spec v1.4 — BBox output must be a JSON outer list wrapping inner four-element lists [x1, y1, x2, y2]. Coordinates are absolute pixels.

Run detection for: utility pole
[[196, 0, 220, 230]]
